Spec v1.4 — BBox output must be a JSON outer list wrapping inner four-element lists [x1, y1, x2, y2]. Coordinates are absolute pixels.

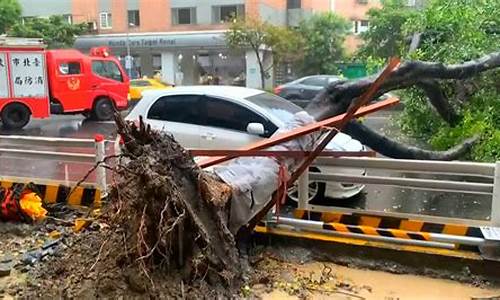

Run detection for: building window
[[99, 12, 112, 29], [357, 0, 369, 4], [172, 7, 196, 25], [128, 10, 140, 27], [353, 20, 369, 34], [287, 0, 301, 9], [152, 54, 162, 70], [212, 5, 244, 23]]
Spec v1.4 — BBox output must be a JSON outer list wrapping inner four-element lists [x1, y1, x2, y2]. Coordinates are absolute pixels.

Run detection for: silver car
[[118, 86, 365, 203]]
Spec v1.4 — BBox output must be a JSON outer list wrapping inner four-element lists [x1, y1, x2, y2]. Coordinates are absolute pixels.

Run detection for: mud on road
[[1, 219, 500, 299]]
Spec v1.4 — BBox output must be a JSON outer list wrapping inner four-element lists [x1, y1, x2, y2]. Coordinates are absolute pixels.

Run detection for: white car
[[119, 86, 365, 202]]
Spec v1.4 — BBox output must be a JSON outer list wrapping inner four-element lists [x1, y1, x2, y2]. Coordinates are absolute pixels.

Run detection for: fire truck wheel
[[92, 98, 114, 121], [1, 103, 31, 130]]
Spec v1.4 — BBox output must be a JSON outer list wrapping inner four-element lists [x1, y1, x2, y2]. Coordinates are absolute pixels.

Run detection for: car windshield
[[245, 92, 303, 124]]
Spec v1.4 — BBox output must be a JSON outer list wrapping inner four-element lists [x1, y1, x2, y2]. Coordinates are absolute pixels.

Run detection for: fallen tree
[[306, 52, 500, 160], [25, 53, 500, 298]]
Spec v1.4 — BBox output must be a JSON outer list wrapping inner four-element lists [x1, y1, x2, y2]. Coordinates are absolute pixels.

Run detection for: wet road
[[0, 110, 492, 222], [0, 115, 118, 183]]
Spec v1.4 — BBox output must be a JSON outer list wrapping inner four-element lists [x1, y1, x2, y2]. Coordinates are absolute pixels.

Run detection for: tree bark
[[416, 79, 460, 126]]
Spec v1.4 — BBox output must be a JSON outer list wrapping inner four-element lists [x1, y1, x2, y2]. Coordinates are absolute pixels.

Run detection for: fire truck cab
[[0, 37, 129, 129]]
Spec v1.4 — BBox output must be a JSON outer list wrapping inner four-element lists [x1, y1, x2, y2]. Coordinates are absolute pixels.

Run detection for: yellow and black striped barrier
[[321, 222, 433, 241], [0, 178, 101, 207], [294, 209, 484, 239]]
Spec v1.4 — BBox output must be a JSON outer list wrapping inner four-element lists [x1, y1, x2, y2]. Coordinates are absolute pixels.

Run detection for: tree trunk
[[254, 47, 266, 89]]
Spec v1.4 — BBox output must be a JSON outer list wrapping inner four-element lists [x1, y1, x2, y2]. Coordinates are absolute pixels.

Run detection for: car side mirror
[[246, 123, 265, 136]]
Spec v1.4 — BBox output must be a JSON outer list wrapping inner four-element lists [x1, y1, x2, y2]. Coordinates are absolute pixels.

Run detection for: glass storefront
[[175, 49, 246, 86], [76, 32, 251, 86]]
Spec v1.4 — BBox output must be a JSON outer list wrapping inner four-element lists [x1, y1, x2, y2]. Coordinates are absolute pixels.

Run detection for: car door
[[145, 94, 201, 148], [91, 59, 128, 106], [299, 76, 328, 100], [53, 60, 91, 111], [199, 96, 272, 149]]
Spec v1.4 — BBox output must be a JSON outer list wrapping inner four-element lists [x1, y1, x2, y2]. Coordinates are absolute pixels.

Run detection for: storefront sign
[[75, 32, 227, 50], [108, 37, 176, 48]]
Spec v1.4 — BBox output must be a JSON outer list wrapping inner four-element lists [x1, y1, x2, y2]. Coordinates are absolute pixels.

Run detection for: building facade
[[19, 0, 381, 87]]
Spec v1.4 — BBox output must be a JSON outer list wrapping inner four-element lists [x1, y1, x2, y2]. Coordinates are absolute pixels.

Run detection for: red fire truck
[[0, 37, 129, 129]]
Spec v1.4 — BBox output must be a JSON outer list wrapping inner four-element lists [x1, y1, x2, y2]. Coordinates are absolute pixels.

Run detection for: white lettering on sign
[[9, 52, 48, 98], [0, 53, 8, 98], [481, 226, 500, 241]]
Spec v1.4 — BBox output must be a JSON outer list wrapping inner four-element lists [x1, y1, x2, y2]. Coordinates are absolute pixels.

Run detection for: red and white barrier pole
[[94, 134, 107, 196]]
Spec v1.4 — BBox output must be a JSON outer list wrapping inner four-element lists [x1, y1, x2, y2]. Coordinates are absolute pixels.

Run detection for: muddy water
[[257, 261, 500, 300]]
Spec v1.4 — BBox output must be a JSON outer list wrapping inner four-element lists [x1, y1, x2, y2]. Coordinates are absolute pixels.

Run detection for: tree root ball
[[111, 115, 241, 288]]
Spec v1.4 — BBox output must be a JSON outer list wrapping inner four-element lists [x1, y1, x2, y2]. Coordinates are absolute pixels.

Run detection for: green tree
[[225, 18, 303, 89], [358, 0, 418, 59], [297, 12, 350, 75], [0, 0, 21, 34], [9, 16, 88, 48], [397, 0, 500, 161]]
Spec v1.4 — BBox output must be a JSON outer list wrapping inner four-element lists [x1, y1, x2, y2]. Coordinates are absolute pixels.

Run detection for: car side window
[[59, 62, 81, 75], [301, 77, 327, 87], [203, 96, 275, 136], [147, 95, 201, 124]]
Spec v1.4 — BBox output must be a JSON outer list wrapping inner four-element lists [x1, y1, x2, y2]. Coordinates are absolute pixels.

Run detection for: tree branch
[[343, 121, 478, 161], [416, 79, 460, 126], [306, 51, 500, 120], [303, 52, 500, 160]]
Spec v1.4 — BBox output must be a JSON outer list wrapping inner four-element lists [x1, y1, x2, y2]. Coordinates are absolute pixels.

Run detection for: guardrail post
[[95, 134, 108, 197], [492, 161, 500, 227], [298, 170, 309, 210]]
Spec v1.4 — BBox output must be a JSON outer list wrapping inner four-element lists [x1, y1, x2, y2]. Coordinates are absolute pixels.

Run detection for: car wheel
[[287, 168, 326, 205], [91, 98, 114, 121], [1, 103, 31, 129]]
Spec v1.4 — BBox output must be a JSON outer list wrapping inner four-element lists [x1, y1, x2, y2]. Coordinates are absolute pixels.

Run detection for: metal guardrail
[[299, 157, 500, 227], [0, 135, 108, 195], [315, 157, 495, 177], [1, 135, 499, 230], [0, 135, 95, 148]]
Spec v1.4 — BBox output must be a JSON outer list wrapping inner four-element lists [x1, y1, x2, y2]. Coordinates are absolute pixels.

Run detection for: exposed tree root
[[111, 114, 240, 289]]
